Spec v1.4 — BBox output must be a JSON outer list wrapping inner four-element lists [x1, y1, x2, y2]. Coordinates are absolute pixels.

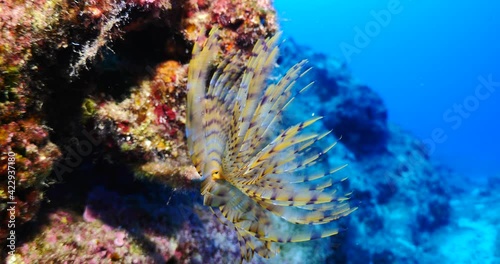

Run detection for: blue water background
[[275, 0, 500, 178]]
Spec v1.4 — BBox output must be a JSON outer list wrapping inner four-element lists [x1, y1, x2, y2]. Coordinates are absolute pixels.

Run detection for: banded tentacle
[[186, 28, 356, 263]]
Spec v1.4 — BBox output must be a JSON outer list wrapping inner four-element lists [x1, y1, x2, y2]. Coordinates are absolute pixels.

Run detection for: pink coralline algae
[[114, 231, 126, 247], [0, 0, 487, 262], [0, 0, 294, 262], [83, 205, 98, 223], [8, 185, 248, 263], [0, 120, 61, 241], [90, 59, 197, 187], [1, 0, 278, 246], [80, 0, 278, 188]]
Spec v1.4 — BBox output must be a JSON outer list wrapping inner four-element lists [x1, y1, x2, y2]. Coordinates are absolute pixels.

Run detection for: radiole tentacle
[[186, 27, 355, 262]]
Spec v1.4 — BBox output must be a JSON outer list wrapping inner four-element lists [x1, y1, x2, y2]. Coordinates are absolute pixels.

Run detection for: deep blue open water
[[275, 0, 500, 178]]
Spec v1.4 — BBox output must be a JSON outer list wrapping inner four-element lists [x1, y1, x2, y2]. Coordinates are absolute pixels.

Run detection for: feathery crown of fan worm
[[186, 28, 356, 262]]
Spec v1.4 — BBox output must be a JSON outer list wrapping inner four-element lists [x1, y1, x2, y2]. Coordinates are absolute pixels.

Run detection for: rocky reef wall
[[1, 1, 487, 263]]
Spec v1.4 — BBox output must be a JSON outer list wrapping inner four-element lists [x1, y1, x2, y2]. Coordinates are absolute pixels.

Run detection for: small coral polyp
[[186, 28, 355, 262]]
